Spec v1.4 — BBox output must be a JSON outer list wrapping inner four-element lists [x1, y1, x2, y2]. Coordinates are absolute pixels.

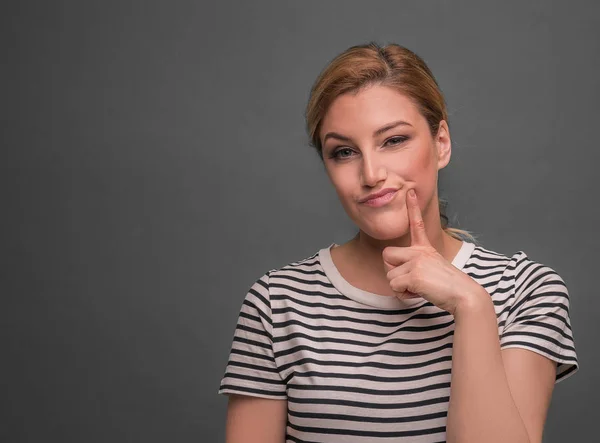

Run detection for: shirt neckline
[[318, 240, 476, 309]]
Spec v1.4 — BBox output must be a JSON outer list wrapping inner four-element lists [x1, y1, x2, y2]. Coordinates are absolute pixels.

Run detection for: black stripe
[[527, 288, 569, 303], [501, 330, 575, 353], [223, 371, 285, 385], [493, 293, 516, 306], [287, 394, 449, 410], [271, 282, 353, 300], [478, 279, 513, 291], [286, 435, 321, 443], [273, 318, 454, 337], [230, 348, 276, 363], [288, 381, 451, 396], [233, 336, 271, 350], [517, 319, 574, 341], [255, 276, 269, 291], [535, 278, 567, 290], [519, 276, 567, 302], [465, 268, 506, 279], [236, 323, 271, 340], [289, 368, 452, 384], [248, 287, 271, 312], [278, 354, 453, 372], [557, 363, 578, 380], [519, 266, 563, 295], [243, 298, 272, 326], [514, 311, 572, 331], [519, 264, 550, 289], [275, 341, 454, 360], [271, 273, 335, 288], [219, 384, 286, 398], [288, 408, 447, 423], [271, 293, 430, 316], [495, 303, 513, 319], [272, 305, 450, 327], [274, 328, 454, 348], [286, 434, 321, 443], [470, 250, 510, 261], [273, 267, 326, 277], [487, 284, 515, 294], [515, 260, 538, 282], [283, 257, 319, 268], [523, 290, 569, 304], [464, 261, 511, 271], [509, 290, 567, 317], [519, 301, 569, 316], [287, 422, 446, 438], [227, 360, 279, 374], [238, 311, 260, 323]]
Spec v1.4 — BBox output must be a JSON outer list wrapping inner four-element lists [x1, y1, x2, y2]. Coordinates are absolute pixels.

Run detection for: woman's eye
[[332, 147, 354, 159], [384, 136, 408, 146], [329, 138, 406, 160]]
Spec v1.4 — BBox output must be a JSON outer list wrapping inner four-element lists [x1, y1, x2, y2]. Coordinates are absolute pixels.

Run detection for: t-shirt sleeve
[[218, 271, 287, 399], [499, 252, 579, 383]]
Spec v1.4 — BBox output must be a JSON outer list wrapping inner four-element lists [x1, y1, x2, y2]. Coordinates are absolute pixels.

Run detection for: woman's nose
[[360, 154, 387, 187]]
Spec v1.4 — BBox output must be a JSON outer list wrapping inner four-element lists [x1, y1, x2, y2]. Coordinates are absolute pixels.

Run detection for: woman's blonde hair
[[305, 42, 476, 243]]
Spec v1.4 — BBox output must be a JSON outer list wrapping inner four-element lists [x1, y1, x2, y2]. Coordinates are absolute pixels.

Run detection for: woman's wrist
[[453, 285, 495, 321]]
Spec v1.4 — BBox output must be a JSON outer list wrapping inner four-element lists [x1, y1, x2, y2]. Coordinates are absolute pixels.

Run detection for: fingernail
[[408, 189, 416, 198]]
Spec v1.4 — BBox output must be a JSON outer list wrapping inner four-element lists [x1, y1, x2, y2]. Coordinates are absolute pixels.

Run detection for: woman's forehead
[[320, 85, 425, 137]]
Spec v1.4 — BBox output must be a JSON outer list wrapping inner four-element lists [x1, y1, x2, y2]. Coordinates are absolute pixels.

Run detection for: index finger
[[406, 189, 430, 246]]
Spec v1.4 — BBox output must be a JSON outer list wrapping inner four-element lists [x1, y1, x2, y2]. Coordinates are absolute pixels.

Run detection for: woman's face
[[319, 84, 451, 241]]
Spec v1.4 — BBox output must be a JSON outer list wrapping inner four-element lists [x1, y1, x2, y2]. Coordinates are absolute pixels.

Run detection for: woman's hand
[[382, 189, 485, 315]]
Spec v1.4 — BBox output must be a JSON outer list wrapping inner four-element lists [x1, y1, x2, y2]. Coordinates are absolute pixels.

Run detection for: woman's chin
[[359, 224, 409, 241], [349, 211, 410, 241]]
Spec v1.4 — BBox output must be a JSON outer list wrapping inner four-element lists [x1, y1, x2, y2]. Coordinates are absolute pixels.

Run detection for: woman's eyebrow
[[322, 132, 352, 144], [373, 120, 412, 137], [323, 120, 412, 144]]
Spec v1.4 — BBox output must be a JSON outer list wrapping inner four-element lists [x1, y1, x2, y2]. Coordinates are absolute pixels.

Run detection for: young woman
[[218, 43, 579, 443]]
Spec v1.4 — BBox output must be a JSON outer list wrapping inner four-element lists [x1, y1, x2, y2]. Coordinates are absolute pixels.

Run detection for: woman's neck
[[339, 228, 463, 284]]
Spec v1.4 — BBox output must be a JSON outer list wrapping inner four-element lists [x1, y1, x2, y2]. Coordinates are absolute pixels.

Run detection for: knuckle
[[412, 268, 424, 283], [391, 279, 405, 292], [382, 247, 393, 262]]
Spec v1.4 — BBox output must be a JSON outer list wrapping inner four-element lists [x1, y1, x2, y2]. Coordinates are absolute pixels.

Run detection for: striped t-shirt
[[218, 241, 579, 442]]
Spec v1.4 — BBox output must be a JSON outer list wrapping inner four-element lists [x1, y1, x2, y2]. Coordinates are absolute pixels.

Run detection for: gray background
[[2, 1, 598, 442]]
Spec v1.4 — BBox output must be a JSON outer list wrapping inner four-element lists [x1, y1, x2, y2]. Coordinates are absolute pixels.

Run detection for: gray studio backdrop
[[3, 1, 598, 442]]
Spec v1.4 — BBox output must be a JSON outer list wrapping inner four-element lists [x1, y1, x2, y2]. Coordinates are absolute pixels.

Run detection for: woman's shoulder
[[267, 244, 331, 273], [469, 242, 520, 263], [249, 243, 333, 289], [467, 242, 568, 291]]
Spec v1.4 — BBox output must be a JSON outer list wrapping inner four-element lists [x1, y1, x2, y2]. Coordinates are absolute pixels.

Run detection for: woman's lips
[[361, 190, 398, 207]]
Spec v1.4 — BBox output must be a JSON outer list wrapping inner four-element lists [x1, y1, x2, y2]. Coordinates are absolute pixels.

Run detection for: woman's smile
[[361, 188, 399, 207]]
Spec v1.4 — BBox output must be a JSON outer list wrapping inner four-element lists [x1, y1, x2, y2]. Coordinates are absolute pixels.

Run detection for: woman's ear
[[436, 120, 451, 170]]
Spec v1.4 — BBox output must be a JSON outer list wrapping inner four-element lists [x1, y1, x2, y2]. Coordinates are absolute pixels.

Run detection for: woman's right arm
[[225, 394, 287, 443]]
